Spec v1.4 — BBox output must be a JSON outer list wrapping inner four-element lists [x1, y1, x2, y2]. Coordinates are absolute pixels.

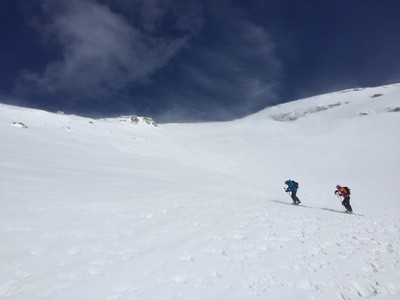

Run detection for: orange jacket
[[337, 186, 349, 198]]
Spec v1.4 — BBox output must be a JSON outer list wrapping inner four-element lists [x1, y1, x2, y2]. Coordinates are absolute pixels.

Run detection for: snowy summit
[[1, 84, 400, 299]]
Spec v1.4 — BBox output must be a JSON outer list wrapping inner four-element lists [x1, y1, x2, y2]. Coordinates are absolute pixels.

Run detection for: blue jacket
[[285, 180, 298, 193]]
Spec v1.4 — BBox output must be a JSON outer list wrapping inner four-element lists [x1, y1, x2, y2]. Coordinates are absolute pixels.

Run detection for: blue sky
[[1, 0, 400, 122]]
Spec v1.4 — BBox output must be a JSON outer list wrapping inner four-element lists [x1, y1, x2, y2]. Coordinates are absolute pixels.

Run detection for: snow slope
[[1, 84, 400, 299]]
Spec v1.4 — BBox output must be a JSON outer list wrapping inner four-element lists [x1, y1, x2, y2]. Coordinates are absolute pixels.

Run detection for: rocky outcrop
[[128, 115, 157, 127]]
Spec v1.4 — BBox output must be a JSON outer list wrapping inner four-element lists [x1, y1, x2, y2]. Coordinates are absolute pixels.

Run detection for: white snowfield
[[1, 84, 400, 300]]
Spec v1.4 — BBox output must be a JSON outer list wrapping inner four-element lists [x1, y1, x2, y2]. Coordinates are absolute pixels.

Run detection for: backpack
[[293, 181, 299, 189], [344, 186, 350, 195]]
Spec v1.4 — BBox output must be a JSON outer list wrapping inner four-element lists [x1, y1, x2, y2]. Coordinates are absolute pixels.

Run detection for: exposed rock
[[12, 122, 28, 129], [143, 117, 157, 127], [388, 107, 400, 112], [128, 115, 157, 127], [130, 115, 139, 124]]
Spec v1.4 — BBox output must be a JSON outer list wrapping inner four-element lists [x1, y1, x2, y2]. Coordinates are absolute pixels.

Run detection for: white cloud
[[175, 15, 282, 116], [19, 0, 194, 99]]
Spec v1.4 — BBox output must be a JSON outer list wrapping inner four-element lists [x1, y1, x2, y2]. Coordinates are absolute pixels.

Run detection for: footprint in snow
[[67, 246, 81, 255], [233, 233, 247, 240], [174, 274, 190, 284], [29, 247, 48, 255]]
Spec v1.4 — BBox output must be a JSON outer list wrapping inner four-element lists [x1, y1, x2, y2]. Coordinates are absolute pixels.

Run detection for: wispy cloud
[[14, 0, 281, 121], [156, 2, 282, 121], [16, 0, 200, 107]]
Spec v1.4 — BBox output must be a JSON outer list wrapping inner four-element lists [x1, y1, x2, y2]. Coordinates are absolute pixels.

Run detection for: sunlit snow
[[1, 84, 400, 299]]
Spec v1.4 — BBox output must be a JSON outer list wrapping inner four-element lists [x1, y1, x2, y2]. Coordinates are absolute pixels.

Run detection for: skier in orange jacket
[[335, 185, 352, 213]]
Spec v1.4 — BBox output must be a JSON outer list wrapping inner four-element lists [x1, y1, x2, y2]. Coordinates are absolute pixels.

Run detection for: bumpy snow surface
[[1, 84, 400, 299]]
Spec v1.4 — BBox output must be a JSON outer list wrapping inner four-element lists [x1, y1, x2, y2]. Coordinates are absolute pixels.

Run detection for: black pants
[[342, 196, 352, 212], [291, 191, 300, 203]]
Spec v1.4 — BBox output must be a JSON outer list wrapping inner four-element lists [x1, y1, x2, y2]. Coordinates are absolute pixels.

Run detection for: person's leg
[[291, 191, 297, 203], [342, 197, 352, 212], [292, 191, 300, 204], [345, 196, 352, 212]]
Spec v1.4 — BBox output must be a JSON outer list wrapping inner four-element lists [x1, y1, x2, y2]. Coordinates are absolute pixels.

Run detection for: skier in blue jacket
[[285, 180, 301, 205]]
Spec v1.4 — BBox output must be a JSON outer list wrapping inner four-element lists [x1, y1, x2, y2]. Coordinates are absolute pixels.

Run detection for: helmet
[[285, 180, 289, 184], [336, 185, 341, 189]]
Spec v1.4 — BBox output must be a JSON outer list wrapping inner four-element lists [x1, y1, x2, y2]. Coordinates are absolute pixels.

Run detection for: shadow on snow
[[269, 200, 364, 217]]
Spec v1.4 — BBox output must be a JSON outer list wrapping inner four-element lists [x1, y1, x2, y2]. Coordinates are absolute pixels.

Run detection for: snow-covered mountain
[[1, 84, 399, 300]]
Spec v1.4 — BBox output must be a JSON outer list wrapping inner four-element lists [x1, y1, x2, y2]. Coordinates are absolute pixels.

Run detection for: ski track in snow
[[1, 84, 400, 299]]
